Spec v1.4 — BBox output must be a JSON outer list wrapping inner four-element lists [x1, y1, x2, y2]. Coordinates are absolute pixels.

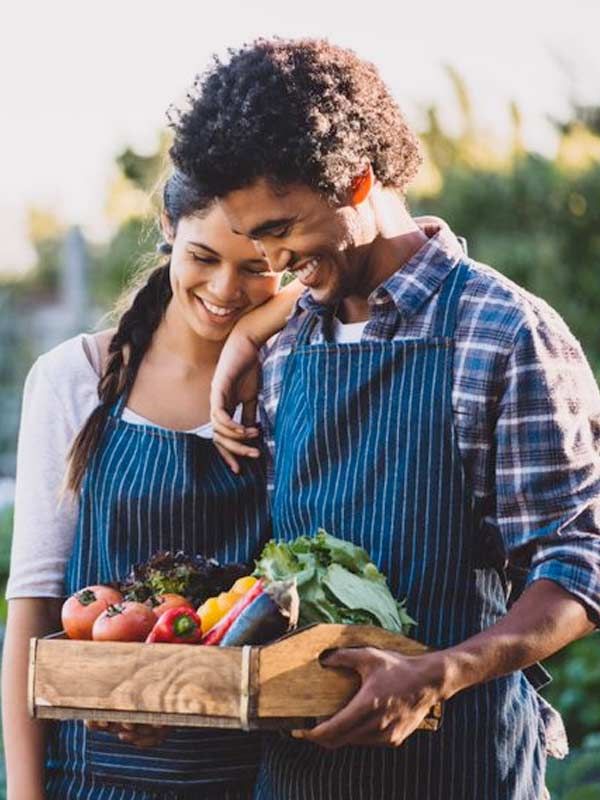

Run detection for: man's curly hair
[[169, 38, 422, 203]]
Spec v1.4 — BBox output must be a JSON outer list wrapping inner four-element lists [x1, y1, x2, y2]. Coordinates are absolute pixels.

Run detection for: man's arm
[[295, 579, 594, 748], [298, 305, 600, 749]]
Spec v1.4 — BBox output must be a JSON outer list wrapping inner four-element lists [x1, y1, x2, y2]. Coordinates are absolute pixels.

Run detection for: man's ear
[[349, 164, 374, 206], [160, 211, 175, 244]]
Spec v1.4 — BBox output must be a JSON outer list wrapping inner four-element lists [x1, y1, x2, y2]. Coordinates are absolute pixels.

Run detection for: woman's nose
[[209, 266, 243, 302]]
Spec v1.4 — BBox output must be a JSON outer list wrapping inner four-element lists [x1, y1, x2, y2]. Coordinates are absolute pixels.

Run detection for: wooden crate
[[29, 624, 442, 731]]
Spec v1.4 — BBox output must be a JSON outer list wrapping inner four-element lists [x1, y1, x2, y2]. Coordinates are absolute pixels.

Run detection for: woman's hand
[[211, 330, 263, 473], [211, 277, 303, 472], [85, 720, 168, 749]]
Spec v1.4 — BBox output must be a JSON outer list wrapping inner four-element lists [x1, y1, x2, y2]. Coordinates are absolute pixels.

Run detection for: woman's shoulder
[[36, 329, 114, 379], [27, 330, 114, 426]]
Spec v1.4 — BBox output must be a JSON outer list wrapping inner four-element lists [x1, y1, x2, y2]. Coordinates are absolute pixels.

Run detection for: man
[[173, 39, 600, 799]]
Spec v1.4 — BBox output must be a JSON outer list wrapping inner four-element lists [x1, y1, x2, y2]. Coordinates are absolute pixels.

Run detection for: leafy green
[[254, 529, 415, 634]]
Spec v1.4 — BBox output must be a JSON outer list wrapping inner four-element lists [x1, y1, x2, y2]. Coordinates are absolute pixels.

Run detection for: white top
[[5, 333, 220, 599], [331, 318, 368, 343]]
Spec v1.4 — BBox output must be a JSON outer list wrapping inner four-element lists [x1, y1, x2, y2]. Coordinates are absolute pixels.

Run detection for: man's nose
[[256, 240, 292, 273]]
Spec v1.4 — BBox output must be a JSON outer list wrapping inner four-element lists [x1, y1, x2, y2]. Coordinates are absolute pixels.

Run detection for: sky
[[1, 0, 598, 273]]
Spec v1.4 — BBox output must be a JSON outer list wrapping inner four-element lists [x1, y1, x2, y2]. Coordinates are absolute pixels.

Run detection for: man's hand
[[295, 581, 595, 750], [85, 720, 168, 749], [293, 647, 446, 749]]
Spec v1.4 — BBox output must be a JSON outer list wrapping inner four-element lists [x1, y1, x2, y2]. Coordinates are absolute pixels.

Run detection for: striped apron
[[257, 262, 548, 799], [46, 394, 271, 800]]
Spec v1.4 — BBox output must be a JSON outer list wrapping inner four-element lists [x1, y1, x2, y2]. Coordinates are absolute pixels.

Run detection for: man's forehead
[[220, 179, 308, 235]]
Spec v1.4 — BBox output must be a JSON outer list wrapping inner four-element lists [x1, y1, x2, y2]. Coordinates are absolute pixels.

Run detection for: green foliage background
[[0, 76, 599, 797]]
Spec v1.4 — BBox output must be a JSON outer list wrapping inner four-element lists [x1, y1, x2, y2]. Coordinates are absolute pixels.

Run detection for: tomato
[[152, 593, 193, 618], [61, 585, 123, 640], [92, 601, 157, 642], [230, 576, 258, 596]]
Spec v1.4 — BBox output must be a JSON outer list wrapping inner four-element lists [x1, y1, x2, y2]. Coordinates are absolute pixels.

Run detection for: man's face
[[220, 179, 367, 306]]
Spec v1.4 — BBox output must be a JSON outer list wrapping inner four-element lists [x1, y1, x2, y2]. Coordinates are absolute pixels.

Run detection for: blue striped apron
[[257, 262, 548, 799], [46, 394, 271, 800]]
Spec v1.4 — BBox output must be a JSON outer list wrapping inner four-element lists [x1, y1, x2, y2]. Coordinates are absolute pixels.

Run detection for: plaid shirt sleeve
[[495, 307, 600, 625], [258, 322, 301, 497]]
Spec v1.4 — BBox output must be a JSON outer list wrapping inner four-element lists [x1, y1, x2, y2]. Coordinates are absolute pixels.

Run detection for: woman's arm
[[234, 278, 303, 348], [2, 597, 62, 800], [211, 279, 303, 472]]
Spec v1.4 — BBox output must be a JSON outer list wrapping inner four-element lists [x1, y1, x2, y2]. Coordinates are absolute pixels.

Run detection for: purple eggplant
[[219, 580, 299, 646]]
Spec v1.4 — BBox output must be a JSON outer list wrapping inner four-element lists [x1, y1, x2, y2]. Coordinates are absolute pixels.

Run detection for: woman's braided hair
[[65, 170, 213, 494]]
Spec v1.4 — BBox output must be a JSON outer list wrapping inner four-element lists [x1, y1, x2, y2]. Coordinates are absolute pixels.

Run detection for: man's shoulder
[[460, 258, 577, 351]]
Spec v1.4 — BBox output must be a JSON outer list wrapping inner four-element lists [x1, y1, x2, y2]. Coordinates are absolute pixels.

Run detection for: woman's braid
[[66, 264, 172, 493]]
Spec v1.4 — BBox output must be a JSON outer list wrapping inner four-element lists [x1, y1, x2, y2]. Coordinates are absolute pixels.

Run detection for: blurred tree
[[23, 207, 66, 295], [410, 76, 600, 378]]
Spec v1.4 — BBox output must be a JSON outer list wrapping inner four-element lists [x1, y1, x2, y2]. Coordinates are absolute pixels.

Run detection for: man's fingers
[[306, 715, 390, 750], [320, 646, 376, 678], [296, 684, 372, 744]]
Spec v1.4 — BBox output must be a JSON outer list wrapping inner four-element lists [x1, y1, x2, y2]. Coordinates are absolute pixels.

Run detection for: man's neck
[[339, 189, 429, 323]]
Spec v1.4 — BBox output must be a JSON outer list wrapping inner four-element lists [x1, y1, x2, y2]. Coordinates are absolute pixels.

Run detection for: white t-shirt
[[331, 318, 368, 343], [5, 333, 219, 600]]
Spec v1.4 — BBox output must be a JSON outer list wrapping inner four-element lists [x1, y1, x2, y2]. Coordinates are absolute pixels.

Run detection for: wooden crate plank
[[33, 639, 242, 718], [258, 624, 441, 729]]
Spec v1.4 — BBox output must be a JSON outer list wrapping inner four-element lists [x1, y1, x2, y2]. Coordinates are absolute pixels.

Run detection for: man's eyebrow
[[242, 216, 296, 239], [187, 241, 219, 255]]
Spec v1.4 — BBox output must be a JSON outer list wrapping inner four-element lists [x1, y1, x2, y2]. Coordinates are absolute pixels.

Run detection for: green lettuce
[[254, 529, 415, 634]]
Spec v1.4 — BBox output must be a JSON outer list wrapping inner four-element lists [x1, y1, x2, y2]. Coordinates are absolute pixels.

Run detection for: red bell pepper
[[146, 606, 203, 644], [202, 579, 265, 645]]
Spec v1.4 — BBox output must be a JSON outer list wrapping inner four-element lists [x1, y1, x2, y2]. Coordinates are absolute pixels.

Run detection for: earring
[[156, 241, 173, 255]]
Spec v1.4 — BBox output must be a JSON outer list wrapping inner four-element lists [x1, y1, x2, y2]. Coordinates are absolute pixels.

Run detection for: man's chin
[[307, 283, 339, 307]]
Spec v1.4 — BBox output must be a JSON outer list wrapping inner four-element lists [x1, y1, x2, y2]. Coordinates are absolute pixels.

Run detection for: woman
[[1, 163, 300, 800]]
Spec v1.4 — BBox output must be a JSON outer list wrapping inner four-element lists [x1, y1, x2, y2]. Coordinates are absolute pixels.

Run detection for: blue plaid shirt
[[259, 220, 600, 625]]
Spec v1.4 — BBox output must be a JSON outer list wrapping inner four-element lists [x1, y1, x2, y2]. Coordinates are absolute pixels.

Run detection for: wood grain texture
[[33, 637, 242, 718], [258, 625, 442, 730], [30, 625, 442, 731]]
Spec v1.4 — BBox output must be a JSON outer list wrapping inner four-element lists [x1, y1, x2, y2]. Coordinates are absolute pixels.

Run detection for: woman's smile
[[192, 293, 246, 325]]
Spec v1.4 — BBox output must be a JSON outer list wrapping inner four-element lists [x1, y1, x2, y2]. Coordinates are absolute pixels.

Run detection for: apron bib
[[46, 395, 271, 800], [257, 262, 547, 800]]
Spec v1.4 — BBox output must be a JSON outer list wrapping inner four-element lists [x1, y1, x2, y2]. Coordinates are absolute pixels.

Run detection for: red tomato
[[61, 585, 123, 640], [92, 601, 157, 642], [152, 593, 193, 618]]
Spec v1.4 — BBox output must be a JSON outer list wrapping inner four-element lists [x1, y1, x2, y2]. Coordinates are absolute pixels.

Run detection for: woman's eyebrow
[[243, 258, 271, 266], [187, 241, 220, 255]]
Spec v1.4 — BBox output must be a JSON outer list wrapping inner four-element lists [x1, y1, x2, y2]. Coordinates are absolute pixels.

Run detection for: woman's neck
[[150, 300, 224, 374]]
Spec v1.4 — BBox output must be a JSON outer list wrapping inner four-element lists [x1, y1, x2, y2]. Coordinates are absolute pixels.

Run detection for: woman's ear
[[160, 211, 175, 244], [349, 164, 375, 206]]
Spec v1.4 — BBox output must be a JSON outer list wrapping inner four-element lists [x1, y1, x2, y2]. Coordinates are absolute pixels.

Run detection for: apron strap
[[431, 260, 472, 339]]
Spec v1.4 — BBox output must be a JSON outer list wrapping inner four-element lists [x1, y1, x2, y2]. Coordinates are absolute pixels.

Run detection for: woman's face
[[167, 203, 280, 342]]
